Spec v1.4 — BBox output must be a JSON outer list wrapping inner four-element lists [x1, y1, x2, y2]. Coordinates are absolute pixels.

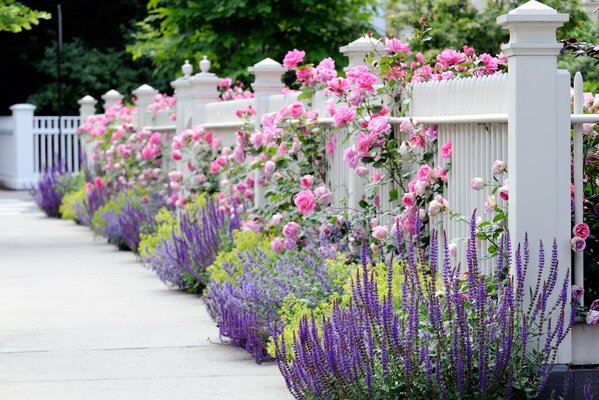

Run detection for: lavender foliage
[[144, 199, 241, 292], [276, 214, 574, 399], [31, 163, 65, 217], [204, 239, 339, 363], [74, 185, 107, 226]]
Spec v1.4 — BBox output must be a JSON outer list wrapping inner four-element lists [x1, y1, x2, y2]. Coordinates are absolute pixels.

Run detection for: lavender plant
[[31, 163, 65, 217], [93, 191, 164, 252], [73, 183, 107, 226], [144, 198, 241, 292], [275, 215, 574, 399], [204, 238, 341, 363]]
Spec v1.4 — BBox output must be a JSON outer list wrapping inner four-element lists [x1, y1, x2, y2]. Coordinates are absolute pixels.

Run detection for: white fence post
[[498, 0, 571, 362], [171, 60, 194, 134], [248, 58, 286, 207], [10, 104, 36, 189], [101, 89, 124, 112], [132, 84, 159, 129], [77, 95, 97, 124], [339, 36, 384, 212], [190, 56, 220, 125]]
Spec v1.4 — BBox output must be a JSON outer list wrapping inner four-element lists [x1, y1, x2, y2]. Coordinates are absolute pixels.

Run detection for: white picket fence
[[0, 107, 81, 190], [72, 1, 599, 364]]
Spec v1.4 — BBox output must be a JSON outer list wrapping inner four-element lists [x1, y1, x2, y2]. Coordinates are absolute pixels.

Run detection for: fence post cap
[[101, 89, 124, 101], [78, 95, 97, 105], [132, 84, 158, 97], [248, 58, 286, 73], [497, 1, 568, 24], [339, 35, 383, 54], [9, 103, 36, 112]]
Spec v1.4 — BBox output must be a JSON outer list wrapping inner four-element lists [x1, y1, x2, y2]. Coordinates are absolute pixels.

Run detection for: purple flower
[[572, 285, 584, 303], [571, 236, 587, 252]]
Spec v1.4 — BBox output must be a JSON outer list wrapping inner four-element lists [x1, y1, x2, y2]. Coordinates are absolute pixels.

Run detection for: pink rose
[[367, 116, 390, 136], [346, 65, 369, 82], [354, 167, 369, 176], [300, 175, 315, 188], [314, 186, 332, 205], [492, 160, 506, 175], [441, 140, 452, 158], [448, 243, 458, 258], [294, 190, 316, 215], [271, 238, 285, 253], [372, 170, 381, 183], [572, 285, 584, 303], [470, 177, 485, 191], [571, 236, 586, 253], [498, 185, 509, 201], [290, 102, 304, 117], [437, 49, 466, 65], [172, 150, 182, 161], [283, 221, 301, 240], [264, 160, 276, 175], [587, 310, 599, 326], [283, 49, 305, 69], [573, 223, 590, 240], [356, 73, 378, 93], [384, 37, 411, 55], [94, 177, 104, 189], [296, 67, 316, 86], [333, 106, 356, 127], [271, 213, 283, 225], [343, 147, 359, 168], [402, 192, 416, 207], [372, 225, 389, 241], [356, 132, 375, 156], [399, 119, 414, 133], [327, 77, 350, 96]]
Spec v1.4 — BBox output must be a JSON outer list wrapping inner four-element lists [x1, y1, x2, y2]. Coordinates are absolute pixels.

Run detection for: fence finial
[[78, 95, 97, 123], [101, 89, 124, 112], [182, 60, 193, 78], [199, 55, 211, 74], [190, 56, 220, 124]]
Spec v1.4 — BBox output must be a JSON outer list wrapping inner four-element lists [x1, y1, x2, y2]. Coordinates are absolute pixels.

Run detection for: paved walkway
[[0, 190, 291, 400]]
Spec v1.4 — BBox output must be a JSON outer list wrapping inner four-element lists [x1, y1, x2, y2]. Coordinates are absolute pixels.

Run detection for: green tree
[[0, 0, 50, 33], [128, 0, 378, 81], [387, 0, 592, 55], [26, 39, 166, 115]]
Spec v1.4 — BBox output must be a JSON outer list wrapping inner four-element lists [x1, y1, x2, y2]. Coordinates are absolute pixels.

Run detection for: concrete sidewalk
[[0, 193, 291, 400]]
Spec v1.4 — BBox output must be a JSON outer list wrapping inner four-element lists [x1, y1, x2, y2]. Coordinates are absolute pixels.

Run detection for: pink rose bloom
[[271, 213, 283, 226], [587, 310, 599, 326], [479, 53, 498, 73], [142, 146, 156, 160], [94, 176, 104, 189], [296, 67, 316, 87], [448, 243, 458, 258], [283, 49, 305, 69], [294, 190, 316, 215], [441, 140, 452, 158], [372, 225, 389, 241], [356, 132, 375, 156], [283, 221, 301, 240], [327, 77, 350, 96], [402, 192, 416, 207], [484, 196, 497, 213], [172, 150, 182, 161], [372, 170, 381, 183], [314, 186, 332, 205], [346, 65, 369, 83], [470, 177, 485, 191], [264, 160, 276, 175], [571, 236, 586, 252], [492, 160, 506, 175], [326, 97, 336, 116], [300, 175, 315, 188], [356, 73, 378, 93], [354, 167, 369, 176], [572, 284, 584, 303], [399, 119, 414, 133], [316, 57, 337, 84], [573, 223, 590, 240], [437, 49, 466, 66], [367, 116, 391, 136], [498, 185, 509, 201], [290, 102, 304, 117], [333, 106, 356, 127], [384, 37, 411, 55], [343, 147, 359, 168], [271, 238, 285, 253], [417, 165, 433, 182], [149, 132, 161, 145]]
